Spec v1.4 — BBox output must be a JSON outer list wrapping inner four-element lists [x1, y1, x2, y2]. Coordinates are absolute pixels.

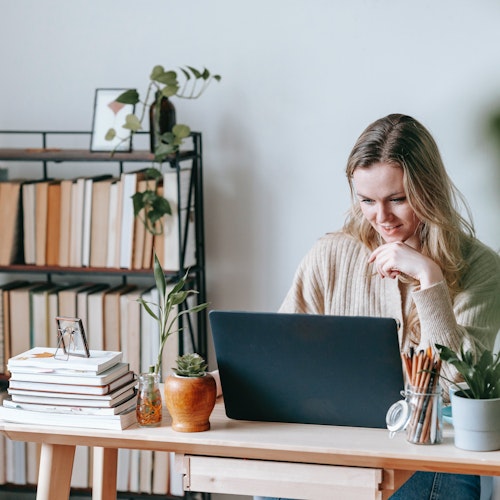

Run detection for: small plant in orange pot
[[165, 352, 217, 432]]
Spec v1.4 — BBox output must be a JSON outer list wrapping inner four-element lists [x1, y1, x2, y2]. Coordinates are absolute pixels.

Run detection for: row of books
[[0, 164, 196, 271], [0, 348, 184, 494], [0, 279, 190, 379]]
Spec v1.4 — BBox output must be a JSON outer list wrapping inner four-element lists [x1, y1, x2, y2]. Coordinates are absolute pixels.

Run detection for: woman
[[257, 114, 500, 500]]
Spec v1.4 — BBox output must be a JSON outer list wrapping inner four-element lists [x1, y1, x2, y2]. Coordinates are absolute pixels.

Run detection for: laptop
[[209, 310, 404, 429]]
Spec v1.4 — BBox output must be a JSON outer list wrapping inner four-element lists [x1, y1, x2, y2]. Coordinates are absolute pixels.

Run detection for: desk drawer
[[181, 455, 410, 500]]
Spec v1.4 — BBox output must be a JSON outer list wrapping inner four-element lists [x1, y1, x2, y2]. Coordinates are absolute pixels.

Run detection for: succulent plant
[[172, 352, 208, 377]]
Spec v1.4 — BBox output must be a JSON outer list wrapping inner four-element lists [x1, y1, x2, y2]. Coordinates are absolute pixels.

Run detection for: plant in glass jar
[[135, 251, 208, 427], [106, 65, 221, 235]]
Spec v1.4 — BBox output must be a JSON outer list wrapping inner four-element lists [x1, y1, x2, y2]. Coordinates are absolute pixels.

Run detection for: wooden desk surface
[[1, 400, 500, 477]]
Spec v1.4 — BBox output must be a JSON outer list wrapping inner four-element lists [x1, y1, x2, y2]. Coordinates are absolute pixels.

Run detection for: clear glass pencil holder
[[386, 384, 443, 445]]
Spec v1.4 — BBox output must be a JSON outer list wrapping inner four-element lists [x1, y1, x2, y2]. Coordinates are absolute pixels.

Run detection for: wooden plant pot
[[164, 373, 217, 432]]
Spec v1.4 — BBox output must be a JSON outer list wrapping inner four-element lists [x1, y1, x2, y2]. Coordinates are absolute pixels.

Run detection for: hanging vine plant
[[106, 65, 221, 235]]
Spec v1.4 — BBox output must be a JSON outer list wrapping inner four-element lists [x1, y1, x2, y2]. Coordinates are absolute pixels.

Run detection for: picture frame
[[55, 316, 90, 358], [90, 88, 134, 152]]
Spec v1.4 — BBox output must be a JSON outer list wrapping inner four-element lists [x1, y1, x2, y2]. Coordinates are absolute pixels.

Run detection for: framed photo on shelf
[[90, 88, 134, 152], [55, 316, 90, 358]]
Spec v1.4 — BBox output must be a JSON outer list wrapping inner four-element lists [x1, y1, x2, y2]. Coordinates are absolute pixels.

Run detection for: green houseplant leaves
[[436, 343, 500, 399]]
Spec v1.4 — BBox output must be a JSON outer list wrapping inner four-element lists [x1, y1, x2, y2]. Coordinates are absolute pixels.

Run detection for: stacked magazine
[[0, 347, 137, 430]]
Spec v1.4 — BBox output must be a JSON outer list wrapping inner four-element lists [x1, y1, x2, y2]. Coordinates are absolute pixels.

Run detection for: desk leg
[[36, 443, 76, 500], [92, 447, 118, 500]]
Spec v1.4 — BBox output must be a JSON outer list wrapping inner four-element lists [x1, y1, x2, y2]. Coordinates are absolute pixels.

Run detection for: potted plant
[[106, 64, 221, 235], [436, 343, 500, 451], [135, 250, 208, 427], [164, 352, 217, 432]]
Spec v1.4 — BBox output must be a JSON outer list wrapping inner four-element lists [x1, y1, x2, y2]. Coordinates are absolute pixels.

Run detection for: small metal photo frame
[[55, 316, 90, 359], [90, 88, 134, 152]]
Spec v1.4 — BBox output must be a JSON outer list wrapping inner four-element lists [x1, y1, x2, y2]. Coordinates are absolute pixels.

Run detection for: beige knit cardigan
[[279, 231, 500, 395]]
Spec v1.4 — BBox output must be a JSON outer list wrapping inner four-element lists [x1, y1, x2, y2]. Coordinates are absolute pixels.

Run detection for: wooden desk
[[1, 401, 500, 500]]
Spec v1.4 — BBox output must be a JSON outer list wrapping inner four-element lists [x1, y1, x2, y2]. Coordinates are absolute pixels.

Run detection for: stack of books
[[0, 347, 137, 430]]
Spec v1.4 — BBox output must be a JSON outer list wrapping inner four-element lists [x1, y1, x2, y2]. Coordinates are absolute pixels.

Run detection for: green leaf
[[155, 70, 178, 86], [213, 74, 222, 82], [115, 89, 140, 105], [161, 85, 179, 98], [186, 66, 202, 79], [170, 290, 190, 306], [105, 128, 116, 141], [145, 167, 162, 180], [153, 252, 167, 305], [150, 65, 165, 81], [180, 67, 191, 80], [152, 195, 171, 215], [123, 113, 142, 131], [136, 297, 159, 321], [131, 191, 145, 217], [173, 123, 191, 139]]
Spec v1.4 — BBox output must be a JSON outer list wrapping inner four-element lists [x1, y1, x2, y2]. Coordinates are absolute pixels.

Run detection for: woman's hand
[[368, 241, 444, 289]]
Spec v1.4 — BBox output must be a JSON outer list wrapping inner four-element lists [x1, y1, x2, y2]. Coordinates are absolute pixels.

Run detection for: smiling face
[[352, 162, 421, 249]]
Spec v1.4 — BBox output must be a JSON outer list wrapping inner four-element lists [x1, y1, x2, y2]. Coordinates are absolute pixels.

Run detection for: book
[[69, 177, 86, 267], [58, 282, 94, 318], [76, 283, 109, 339], [8, 381, 135, 408], [8, 369, 135, 396], [139, 287, 159, 373], [0, 281, 29, 373], [162, 167, 196, 270], [119, 169, 148, 269], [90, 177, 115, 268], [87, 285, 111, 350], [117, 448, 131, 492], [9, 361, 130, 385], [0, 180, 24, 266], [132, 178, 150, 270], [82, 175, 113, 267], [120, 287, 147, 376], [58, 179, 74, 267], [0, 391, 7, 485], [30, 283, 59, 348], [71, 445, 89, 489], [3, 391, 136, 416], [139, 449, 153, 494], [22, 181, 37, 265], [45, 180, 62, 266], [152, 451, 169, 494], [7, 379, 137, 408], [7, 347, 122, 374], [35, 180, 50, 266], [0, 404, 137, 430], [8, 282, 48, 357], [109, 177, 123, 268], [103, 284, 136, 352]]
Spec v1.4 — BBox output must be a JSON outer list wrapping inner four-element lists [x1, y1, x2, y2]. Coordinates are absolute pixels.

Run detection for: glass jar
[[136, 372, 162, 427], [386, 384, 443, 445]]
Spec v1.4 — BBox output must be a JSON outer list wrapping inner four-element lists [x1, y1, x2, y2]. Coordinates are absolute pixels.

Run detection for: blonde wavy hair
[[343, 114, 475, 343]]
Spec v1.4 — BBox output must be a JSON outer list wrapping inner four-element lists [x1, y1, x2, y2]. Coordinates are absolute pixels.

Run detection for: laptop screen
[[210, 310, 404, 428]]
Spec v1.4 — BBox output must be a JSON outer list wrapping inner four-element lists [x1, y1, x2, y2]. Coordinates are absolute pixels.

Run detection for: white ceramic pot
[[451, 392, 500, 451]]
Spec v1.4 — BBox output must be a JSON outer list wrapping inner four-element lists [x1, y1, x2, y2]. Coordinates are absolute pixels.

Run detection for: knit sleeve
[[412, 241, 500, 387], [279, 240, 327, 314]]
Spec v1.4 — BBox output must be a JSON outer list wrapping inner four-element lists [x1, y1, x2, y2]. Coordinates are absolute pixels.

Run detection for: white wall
[[1, 2, 500, 499], [2, 0, 500, 356]]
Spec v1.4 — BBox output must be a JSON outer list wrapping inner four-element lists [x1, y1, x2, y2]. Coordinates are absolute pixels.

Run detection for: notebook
[[210, 310, 404, 429]]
